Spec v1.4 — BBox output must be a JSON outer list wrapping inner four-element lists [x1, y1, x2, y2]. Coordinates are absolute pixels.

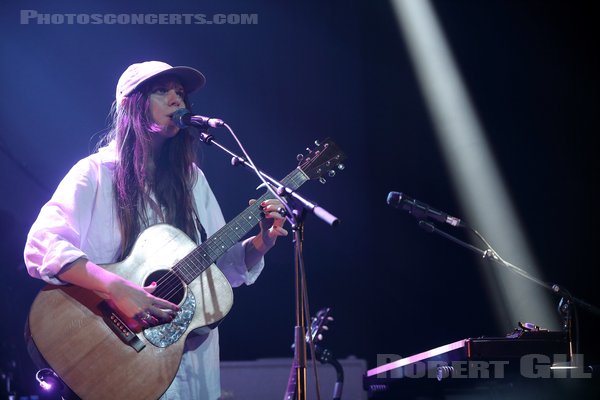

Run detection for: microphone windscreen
[[386, 191, 402, 207], [171, 108, 191, 128]]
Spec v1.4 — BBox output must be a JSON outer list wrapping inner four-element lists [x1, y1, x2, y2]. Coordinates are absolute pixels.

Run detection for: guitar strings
[[145, 168, 310, 305], [147, 209, 261, 303]]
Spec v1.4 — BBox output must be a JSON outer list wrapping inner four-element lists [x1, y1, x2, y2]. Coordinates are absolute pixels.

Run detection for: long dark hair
[[104, 81, 199, 260]]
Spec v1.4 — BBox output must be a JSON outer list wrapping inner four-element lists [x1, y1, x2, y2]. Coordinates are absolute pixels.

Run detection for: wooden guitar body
[[29, 224, 233, 400]]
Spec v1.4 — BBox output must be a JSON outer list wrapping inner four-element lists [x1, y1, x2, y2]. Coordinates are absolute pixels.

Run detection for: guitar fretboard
[[172, 168, 308, 284]]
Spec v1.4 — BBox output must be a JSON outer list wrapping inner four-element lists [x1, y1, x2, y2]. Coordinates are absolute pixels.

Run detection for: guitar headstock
[[306, 307, 333, 344], [297, 139, 346, 184]]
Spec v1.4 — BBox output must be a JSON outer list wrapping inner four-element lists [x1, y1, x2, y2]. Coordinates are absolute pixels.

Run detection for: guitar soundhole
[[144, 270, 185, 305]]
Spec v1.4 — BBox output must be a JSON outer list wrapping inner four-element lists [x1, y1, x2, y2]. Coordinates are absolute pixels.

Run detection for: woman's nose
[[168, 90, 183, 107]]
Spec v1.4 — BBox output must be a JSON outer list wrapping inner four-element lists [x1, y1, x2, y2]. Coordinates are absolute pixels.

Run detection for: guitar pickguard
[[143, 290, 196, 347]]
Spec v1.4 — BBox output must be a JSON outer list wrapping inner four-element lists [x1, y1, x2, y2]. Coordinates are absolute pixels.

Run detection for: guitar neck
[[284, 364, 298, 400], [173, 168, 309, 284]]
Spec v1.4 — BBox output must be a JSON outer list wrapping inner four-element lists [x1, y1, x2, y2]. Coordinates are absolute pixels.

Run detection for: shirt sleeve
[[216, 239, 264, 287], [192, 168, 265, 288], [24, 158, 98, 285]]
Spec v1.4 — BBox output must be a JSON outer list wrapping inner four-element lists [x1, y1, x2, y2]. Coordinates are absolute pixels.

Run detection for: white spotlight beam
[[390, 0, 558, 330]]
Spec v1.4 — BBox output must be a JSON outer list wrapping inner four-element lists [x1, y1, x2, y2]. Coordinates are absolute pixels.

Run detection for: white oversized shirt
[[24, 141, 264, 399]]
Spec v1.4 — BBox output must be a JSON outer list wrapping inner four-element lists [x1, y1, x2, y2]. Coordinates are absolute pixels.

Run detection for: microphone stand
[[196, 129, 340, 400], [196, 130, 339, 229], [417, 220, 600, 363], [292, 215, 307, 400]]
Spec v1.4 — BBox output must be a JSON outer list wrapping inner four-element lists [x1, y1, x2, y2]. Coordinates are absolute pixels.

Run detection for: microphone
[[386, 191, 464, 227], [171, 108, 224, 129]]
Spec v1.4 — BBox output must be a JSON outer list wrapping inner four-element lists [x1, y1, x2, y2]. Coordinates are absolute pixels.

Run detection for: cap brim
[[140, 66, 206, 95]]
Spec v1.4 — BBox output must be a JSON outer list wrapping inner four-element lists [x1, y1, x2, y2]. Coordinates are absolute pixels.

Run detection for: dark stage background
[[1, 0, 599, 398]]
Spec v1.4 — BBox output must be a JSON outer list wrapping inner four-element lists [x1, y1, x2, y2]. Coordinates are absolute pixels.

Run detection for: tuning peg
[[327, 316, 334, 321], [317, 334, 323, 341], [296, 154, 304, 162], [319, 177, 326, 184], [306, 147, 313, 154], [314, 139, 321, 146], [337, 163, 345, 171], [328, 170, 336, 178]]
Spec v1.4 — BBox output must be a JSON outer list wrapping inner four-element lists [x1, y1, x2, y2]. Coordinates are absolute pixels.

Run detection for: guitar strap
[[191, 199, 208, 244]]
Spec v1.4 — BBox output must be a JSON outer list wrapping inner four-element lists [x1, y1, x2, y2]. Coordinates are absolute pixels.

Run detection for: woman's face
[[147, 76, 186, 146]]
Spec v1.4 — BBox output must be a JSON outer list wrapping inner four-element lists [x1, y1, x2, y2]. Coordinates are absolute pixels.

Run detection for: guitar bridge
[[99, 301, 146, 352]]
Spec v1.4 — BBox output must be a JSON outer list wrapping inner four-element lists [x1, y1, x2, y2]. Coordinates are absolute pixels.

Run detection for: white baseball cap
[[115, 61, 206, 105]]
